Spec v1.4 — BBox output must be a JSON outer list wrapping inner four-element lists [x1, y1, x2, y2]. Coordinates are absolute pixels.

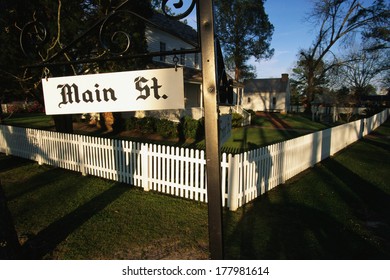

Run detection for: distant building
[[243, 74, 291, 113]]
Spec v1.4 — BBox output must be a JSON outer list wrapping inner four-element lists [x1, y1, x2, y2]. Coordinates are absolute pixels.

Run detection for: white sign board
[[42, 68, 184, 115], [219, 114, 232, 145]]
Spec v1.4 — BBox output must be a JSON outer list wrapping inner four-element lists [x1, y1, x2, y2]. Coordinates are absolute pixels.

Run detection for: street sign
[[219, 114, 232, 145], [42, 68, 184, 115]]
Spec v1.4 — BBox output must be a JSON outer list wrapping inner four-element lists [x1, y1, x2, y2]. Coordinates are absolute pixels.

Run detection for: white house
[[125, 12, 245, 122], [243, 74, 291, 113]]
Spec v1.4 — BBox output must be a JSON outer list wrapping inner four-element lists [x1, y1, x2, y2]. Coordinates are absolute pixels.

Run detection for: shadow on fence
[[0, 109, 389, 212]]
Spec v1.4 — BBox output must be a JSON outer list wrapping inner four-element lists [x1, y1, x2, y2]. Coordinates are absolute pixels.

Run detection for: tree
[[361, 0, 390, 51], [298, 0, 389, 112], [0, 0, 152, 131], [291, 53, 329, 107], [334, 45, 389, 97], [214, 0, 274, 81]]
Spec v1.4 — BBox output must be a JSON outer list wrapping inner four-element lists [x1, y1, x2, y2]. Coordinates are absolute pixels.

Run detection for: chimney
[[281, 73, 289, 82]]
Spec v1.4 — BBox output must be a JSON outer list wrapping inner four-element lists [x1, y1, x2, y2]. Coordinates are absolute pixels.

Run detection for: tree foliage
[[332, 44, 389, 97], [0, 0, 151, 102], [297, 0, 389, 110], [0, 0, 152, 131], [214, 0, 274, 81]]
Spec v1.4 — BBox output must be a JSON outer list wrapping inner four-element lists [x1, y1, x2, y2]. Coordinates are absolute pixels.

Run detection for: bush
[[232, 113, 243, 127], [26, 101, 44, 113], [124, 117, 178, 139], [137, 117, 157, 133], [124, 117, 139, 131], [156, 118, 178, 138], [179, 116, 205, 140]]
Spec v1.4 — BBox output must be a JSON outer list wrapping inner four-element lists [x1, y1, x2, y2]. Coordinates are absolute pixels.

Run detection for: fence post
[[78, 135, 87, 176], [228, 154, 240, 211], [36, 129, 43, 165], [141, 143, 150, 192]]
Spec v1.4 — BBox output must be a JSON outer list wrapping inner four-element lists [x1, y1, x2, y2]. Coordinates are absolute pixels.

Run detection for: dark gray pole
[[197, 0, 224, 260]]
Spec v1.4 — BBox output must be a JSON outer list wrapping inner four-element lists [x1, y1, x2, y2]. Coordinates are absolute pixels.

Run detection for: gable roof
[[148, 12, 198, 46], [245, 76, 289, 94]]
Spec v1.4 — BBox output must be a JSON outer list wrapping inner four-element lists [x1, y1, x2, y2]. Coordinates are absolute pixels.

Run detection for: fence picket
[[0, 109, 388, 210]]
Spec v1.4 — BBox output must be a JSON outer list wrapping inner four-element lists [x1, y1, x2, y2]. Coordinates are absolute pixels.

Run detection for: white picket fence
[[0, 109, 388, 210]]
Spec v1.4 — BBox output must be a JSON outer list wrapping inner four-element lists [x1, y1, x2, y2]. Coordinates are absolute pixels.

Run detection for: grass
[[2, 112, 333, 153], [0, 160, 209, 259], [1, 119, 389, 259], [1, 114, 55, 130], [197, 113, 332, 153]]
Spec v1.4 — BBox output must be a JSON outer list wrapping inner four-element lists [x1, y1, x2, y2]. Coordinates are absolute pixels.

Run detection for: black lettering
[[103, 88, 117, 102], [57, 83, 80, 108], [151, 77, 164, 99], [57, 83, 116, 108], [95, 84, 101, 102], [135, 76, 150, 100], [82, 90, 93, 103]]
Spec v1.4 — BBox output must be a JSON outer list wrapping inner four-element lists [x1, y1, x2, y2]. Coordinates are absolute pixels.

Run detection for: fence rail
[[0, 109, 388, 210]]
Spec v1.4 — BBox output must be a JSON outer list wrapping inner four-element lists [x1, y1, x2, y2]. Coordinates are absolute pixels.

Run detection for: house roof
[[244, 76, 289, 94], [147, 61, 244, 88], [146, 12, 244, 88], [148, 12, 198, 46]]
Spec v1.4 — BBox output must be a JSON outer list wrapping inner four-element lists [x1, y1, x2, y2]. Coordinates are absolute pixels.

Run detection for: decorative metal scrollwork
[[99, 10, 133, 55], [19, 0, 199, 67], [162, 0, 197, 20], [20, 21, 48, 59]]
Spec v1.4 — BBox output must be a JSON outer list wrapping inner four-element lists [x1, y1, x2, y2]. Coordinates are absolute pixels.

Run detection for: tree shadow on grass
[[0, 154, 32, 173], [5, 168, 70, 201], [223, 150, 390, 260], [21, 183, 130, 259], [0, 183, 21, 260], [321, 158, 390, 244], [224, 186, 390, 260], [360, 137, 390, 153]]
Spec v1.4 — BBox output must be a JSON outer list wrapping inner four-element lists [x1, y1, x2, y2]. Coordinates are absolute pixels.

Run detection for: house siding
[[243, 76, 291, 113], [146, 26, 200, 69]]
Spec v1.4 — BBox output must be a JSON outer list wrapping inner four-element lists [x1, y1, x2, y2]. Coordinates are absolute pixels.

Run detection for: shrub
[[156, 119, 178, 138], [232, 113, 243, 127], [26, 101, 44, 113], [178, 116, 205, 141], [137, 117, 157, 133], [124, 117, 139, 131]]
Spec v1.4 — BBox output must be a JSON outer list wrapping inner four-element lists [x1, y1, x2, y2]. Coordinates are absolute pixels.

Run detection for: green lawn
[[2, 113, 332, 153], [1, 119, 389, 259], [1, 114, 55, 130]]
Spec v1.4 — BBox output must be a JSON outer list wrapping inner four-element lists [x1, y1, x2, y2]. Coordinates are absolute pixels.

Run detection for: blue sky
[[179, 0, 316, 78], [254, 0, 314, 78]]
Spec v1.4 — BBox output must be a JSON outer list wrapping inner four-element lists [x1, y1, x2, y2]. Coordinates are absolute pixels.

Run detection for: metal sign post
[[198, 0, 224, 260]]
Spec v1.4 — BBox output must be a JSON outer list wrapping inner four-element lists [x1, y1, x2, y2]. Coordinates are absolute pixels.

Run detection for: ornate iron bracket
[[19, 0, 199, 69]]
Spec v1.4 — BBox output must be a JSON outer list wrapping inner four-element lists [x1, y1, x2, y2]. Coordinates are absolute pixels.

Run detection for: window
[[247, 97, 251, 103], [180, 48, 185, 65], [160, 42, 166, 62], [194, 53, 199, 68]]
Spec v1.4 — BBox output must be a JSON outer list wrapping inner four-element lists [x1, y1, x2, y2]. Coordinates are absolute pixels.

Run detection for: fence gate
[[19, 0, 225, 259]]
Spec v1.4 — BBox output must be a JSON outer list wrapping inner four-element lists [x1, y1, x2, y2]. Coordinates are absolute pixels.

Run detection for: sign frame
[[42, 68, 185, 115]]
